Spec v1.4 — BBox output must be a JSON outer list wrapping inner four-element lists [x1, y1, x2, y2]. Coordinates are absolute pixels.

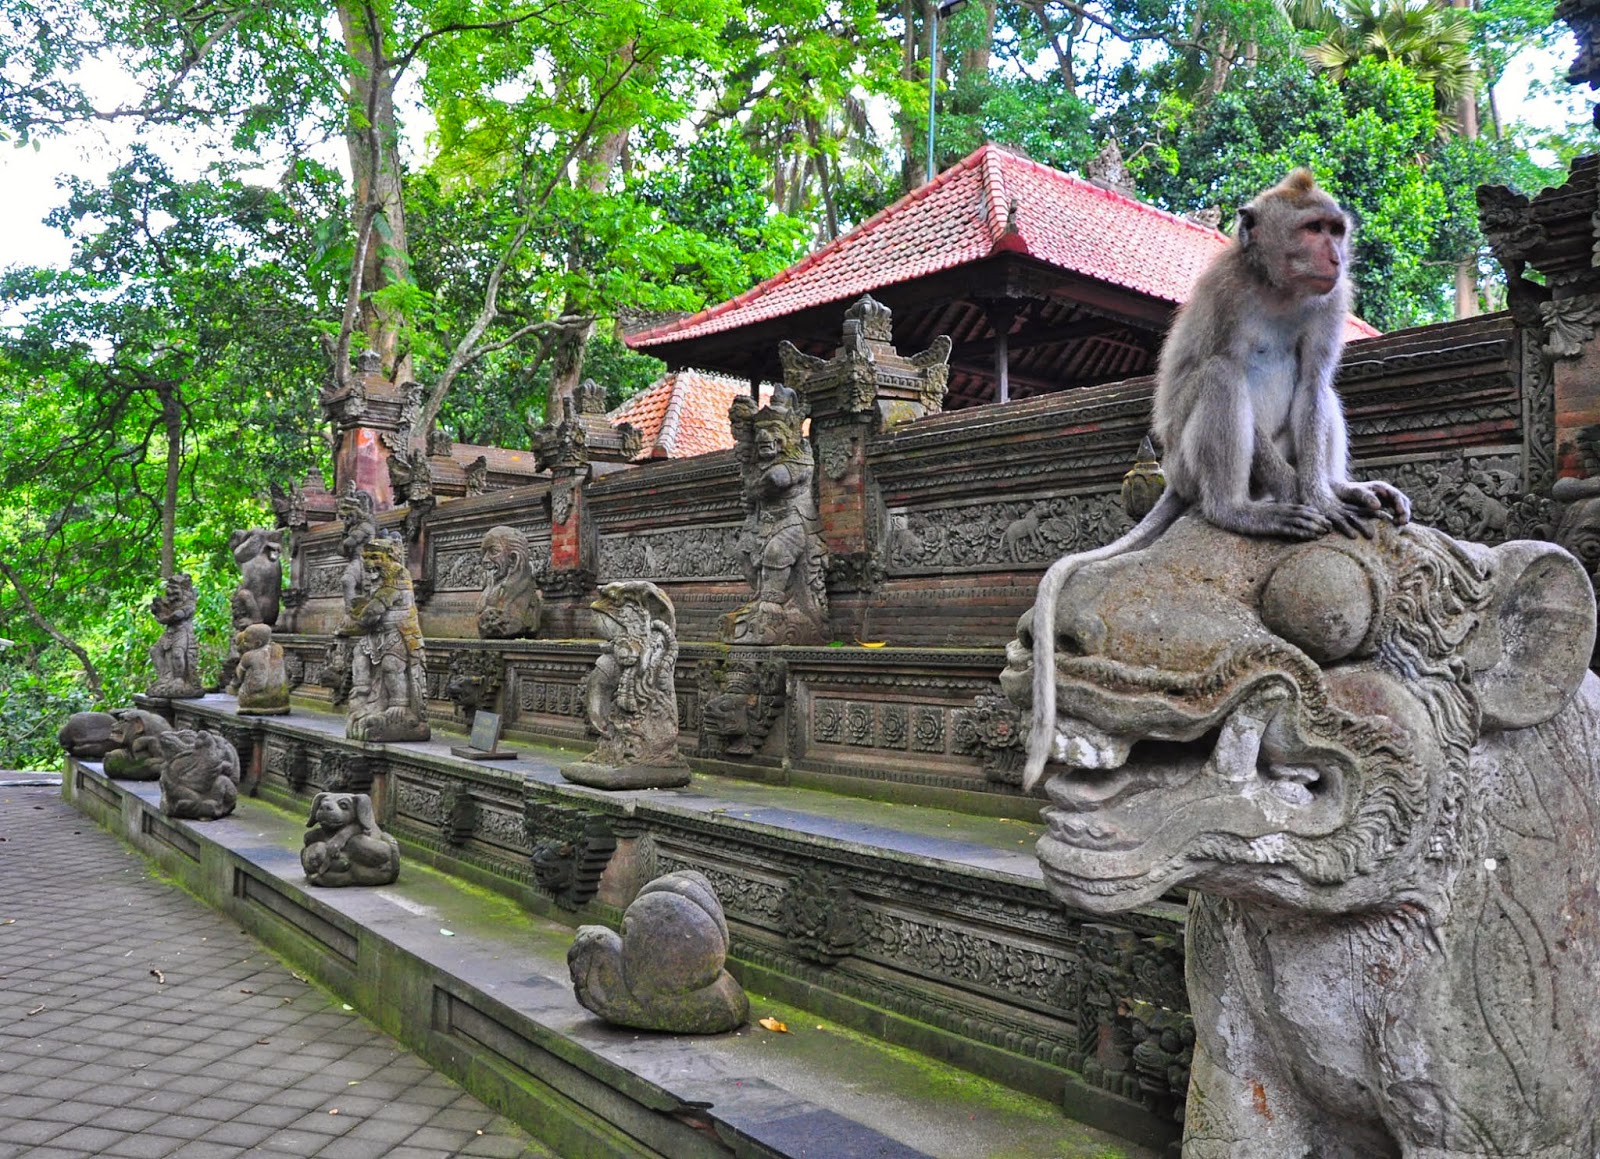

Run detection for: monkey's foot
[[1335, 480, 1410, 527], [1207, 501, 1329, 541]]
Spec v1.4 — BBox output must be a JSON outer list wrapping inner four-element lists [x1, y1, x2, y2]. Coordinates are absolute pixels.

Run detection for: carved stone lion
[[1002, 516, 1600, 1158]]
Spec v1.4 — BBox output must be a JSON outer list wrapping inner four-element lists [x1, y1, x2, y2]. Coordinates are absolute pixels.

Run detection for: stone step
[[64, 757, 1159, 1159], [160, 697, 1190, 1152]]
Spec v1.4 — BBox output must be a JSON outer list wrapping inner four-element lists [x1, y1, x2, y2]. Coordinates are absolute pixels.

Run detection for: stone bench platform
[[64, 756, 1158, 1159], [86, 696, 1190, 1151]]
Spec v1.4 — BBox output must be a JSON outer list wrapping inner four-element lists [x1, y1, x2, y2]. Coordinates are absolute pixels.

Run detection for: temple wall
[[274, 310, 1550, 817]]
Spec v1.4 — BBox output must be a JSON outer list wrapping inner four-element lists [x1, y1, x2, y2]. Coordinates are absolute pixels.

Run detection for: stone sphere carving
[[568, 870, 747, 1034], [300, 792, 400, 887], [1002, 516, 1600, 1157]]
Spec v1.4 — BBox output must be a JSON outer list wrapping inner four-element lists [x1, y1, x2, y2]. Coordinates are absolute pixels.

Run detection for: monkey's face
[[1239, 184, 1351, 299]]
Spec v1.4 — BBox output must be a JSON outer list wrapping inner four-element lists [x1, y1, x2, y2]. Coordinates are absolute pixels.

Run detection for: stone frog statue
[[139, 729, 239, 820], [301, 792, 400, 887], [1001, 515, 1600, 1159]]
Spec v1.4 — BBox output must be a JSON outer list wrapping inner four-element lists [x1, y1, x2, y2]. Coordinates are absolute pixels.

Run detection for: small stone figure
[[300, 792, 400, 887], [568, 870, 748, 1034], [563, 581, 689, 789], [146, 573, 202, 699], [57, 711, 117, 759], [143, 729, 239, 820], [476, 525, 543, 639], [338, 538, 430, 743], [721, 386, 829, 645], [232, 624, 290, 715], [103, 709, 173, 780]]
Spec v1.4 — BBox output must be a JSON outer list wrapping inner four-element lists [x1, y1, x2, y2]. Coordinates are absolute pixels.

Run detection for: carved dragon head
[[1001, 516, 1594, 917]]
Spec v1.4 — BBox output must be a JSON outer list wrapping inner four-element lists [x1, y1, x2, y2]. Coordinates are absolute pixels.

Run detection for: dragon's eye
[[1261, 546, 1378, 663]]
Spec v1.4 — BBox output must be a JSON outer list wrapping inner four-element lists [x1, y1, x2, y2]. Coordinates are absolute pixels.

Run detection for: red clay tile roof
[[627, 144, 1379, 348], [608, 372, 770, 460]]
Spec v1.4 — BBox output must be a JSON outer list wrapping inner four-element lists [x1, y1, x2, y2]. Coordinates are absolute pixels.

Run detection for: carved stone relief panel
[[598, 525, 744, 581], [813, 698, 951, 756], [1353, 454, 1539, 544], [887, 493, 1132, 573]]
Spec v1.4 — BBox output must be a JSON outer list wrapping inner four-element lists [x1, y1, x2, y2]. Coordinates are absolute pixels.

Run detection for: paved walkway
[[0, 786, 553, 1159]]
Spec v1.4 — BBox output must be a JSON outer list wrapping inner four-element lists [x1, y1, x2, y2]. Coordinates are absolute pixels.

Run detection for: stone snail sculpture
[[568, 870, 748, 1034]]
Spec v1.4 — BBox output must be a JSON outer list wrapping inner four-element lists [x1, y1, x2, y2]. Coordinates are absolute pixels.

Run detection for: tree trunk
[[960, 0, 997, 77], [159, 386, 182, 581], [1450, 0, 1479, 320], [337, 0, 412, 381], [901, 0, 921, 191]]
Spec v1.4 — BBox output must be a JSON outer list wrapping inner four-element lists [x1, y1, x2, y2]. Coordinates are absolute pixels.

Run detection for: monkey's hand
[[1332, 480, 1411, 529], [1207, 501, 1330, 540]]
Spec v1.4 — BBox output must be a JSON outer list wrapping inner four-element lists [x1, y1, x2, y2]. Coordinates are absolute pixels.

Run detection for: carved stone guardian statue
[[338, 538, 430, 743], [301, 792, 401, 887], [563, 581, 689, 789], [57, 712, 117, 759], [146, 573, 202, 699], [476, 525, 543, 639], [231, 623, 290, 715], [720, 384, 828, 645], [1003, 516, 1600, 1156], [142, 729, 239, 820], [569, 870, 747, 1033]]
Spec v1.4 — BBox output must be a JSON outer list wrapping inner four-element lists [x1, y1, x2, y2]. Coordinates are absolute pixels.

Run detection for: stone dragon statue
[[1003, 515, 1600, 1158]]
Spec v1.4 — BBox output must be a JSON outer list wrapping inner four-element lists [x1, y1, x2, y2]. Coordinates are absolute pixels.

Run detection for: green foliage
[[0, 148, 327, 765], [1112, 54, 1553, 329]]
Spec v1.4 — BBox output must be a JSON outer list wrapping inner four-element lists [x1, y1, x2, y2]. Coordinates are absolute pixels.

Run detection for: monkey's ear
[[1236, 206, 1257, 248], [307, 792, 326, 827]]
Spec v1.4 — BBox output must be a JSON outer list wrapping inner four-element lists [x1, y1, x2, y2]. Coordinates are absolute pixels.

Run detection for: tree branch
[[0, 562, 105, 701]]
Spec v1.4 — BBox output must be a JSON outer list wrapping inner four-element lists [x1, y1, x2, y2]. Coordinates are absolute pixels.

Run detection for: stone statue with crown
[[720, 384, 829, 645]]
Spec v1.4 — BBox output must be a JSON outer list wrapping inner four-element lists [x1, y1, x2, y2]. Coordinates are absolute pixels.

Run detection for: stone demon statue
[[1002, 516, 1600, 1158], [338, 538, 430, 743], [563, 581, 689, 789], [721, 385, 828, 645]]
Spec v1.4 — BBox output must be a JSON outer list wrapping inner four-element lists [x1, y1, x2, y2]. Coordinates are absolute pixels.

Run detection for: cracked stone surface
[[0, 785, 551, 1159]]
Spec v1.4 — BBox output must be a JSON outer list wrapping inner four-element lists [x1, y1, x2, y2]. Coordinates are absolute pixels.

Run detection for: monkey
[[1020, 169, 1410, 789]]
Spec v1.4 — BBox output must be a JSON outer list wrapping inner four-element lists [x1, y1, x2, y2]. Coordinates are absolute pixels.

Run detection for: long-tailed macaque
[[1020, 169, 1410, 788]]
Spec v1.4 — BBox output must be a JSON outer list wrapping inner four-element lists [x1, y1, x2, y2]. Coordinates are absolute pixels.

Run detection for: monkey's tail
[[1023, 490, 1187, 793]]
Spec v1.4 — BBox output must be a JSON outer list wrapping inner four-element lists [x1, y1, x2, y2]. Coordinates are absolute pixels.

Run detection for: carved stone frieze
[[446, 650, 503, 718], [824, 550, 885, 591], [696, 657, 786, 758], [1353, 455, 1528, 544], [1524, 338, 1557, 494], [888, 494, 1132, 572], [516, 676, 585, 718], [1076, 924, 1192, 1121], [308, 563, 346, 598], [814, 697, 948, 754], [780, 868, 862, 966], [395, 779, 442, 826], [438, 782, 477, 845], [436, 551, 488, 591], [523, 798, 616, 910], [318, 751, 375, 795], [952, 693, 1027, 785], [598, 526, 742, 581]]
